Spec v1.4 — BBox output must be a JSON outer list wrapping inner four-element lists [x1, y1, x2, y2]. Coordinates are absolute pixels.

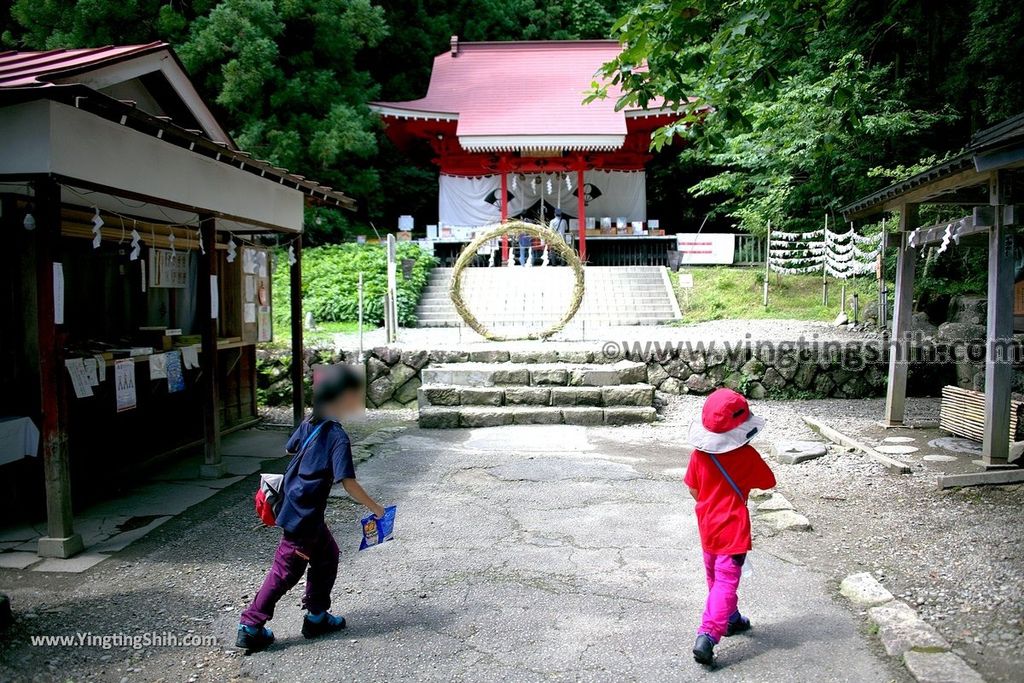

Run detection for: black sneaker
[[236, 625, 275, 654], [693, 633, 715, 665], [301, 612, 347, 639], [726, 614, 751, 636]]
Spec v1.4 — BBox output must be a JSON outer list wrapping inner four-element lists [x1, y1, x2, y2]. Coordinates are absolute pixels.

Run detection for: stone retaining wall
[[258, 342, 963, 409]]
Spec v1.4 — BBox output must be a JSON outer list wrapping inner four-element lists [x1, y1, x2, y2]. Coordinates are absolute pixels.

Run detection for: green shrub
[[273, 242, 437, 328]]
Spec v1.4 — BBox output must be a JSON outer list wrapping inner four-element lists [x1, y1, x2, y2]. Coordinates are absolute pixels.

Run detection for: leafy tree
[[592, 0, 1023, 233]]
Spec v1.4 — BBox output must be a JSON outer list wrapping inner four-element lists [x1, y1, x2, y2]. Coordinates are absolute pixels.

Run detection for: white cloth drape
[[438, 171, 646, 228]]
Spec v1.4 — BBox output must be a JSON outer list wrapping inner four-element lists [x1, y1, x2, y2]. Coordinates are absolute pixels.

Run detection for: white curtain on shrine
[[438, 171, 646, 227]]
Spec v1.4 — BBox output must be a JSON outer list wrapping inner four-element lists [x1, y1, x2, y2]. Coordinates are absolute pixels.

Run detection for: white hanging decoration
[[546, 177, 553, 195], [511, 175, 518, 191], [907, 230, 918, 249], [226, 237, 237, 263], [541, 244, 550, 266], [129, 228, 141, 261], [91, 208, 104, 249], [937, 224, 953, 255], [488, 246, 496, 267], [22, 212, 36, 231], [197, 227, 205, 255], [565, 175, 572, 192], [168, 231, 176, 255], [288, 244, 297, 266]]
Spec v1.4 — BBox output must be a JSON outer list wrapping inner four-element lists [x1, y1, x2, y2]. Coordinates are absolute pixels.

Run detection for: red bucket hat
[[687, 388, 766, 454]]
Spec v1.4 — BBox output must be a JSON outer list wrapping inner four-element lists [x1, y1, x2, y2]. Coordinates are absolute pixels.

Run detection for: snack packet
[[359, 505, 396, 551]]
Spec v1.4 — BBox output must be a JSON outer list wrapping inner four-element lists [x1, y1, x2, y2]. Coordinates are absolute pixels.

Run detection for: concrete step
[[418, 383, 654, 409], [418, 405, 657, 428], [420, 361, 647, 387]]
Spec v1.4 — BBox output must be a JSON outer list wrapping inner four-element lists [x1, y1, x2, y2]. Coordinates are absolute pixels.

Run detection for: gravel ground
[[658, 394, 1024, 683]]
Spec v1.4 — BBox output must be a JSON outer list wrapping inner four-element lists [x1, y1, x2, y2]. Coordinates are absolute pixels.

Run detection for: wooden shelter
[[370, 38, 683, 264], [842, 114, 1023, 472], [0, 43, 353, 557]]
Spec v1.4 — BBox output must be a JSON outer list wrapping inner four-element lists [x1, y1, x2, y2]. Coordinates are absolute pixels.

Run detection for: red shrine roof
[[370, 38, 677, 154], [0, 42, 167, 88]]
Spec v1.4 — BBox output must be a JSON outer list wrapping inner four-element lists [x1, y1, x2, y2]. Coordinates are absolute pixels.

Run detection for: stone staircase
[[417, 358, 657, 428], [415, 266, 680, 328]]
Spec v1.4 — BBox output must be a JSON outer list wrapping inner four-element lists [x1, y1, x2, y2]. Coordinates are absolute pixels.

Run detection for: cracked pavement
[[0, 421, 903, 682]]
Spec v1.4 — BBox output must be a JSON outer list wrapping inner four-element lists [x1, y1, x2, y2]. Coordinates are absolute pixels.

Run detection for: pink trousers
[[700, 551, 745, 642]]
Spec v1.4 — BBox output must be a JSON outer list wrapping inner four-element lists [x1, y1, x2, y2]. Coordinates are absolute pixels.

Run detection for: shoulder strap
[[285, 420, 332, 475], [707, 452, 744, 501]]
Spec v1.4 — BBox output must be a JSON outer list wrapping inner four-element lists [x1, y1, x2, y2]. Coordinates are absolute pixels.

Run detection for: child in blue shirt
[[237, 364, 385, 653]]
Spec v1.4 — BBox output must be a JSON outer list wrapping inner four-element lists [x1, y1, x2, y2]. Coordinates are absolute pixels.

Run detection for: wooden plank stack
[[939, 385, 1023, 442]]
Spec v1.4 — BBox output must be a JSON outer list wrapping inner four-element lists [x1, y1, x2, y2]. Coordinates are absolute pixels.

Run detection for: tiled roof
[[371, 40, 670, 151], [0, 42, 167, 88]]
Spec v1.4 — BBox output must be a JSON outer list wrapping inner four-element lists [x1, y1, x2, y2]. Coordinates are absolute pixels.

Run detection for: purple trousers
[[699, 551, 745, 642], [240, 524, 340, 627]]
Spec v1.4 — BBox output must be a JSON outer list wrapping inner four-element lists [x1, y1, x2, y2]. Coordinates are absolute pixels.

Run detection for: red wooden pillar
[[290, 235, 305, 427], [198, 215, 223, 478], [500, 163, 509, 264], [577, 167, 587, 263], [34, 178, 83, 559]]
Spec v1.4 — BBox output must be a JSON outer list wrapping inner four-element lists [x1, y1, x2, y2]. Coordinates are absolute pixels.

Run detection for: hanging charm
[[288, 244, 297, 266], [129, 228, 141, 261], [226, 237, 237, 263], [91, 208, 104, 249]]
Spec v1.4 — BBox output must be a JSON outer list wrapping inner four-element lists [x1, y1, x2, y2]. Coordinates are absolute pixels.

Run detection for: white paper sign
[[181, 345, 200, 370], [64, 358, 93, 399], [676, 233, 735, 265], [244, 303, 256, 324], [82, 358, 99, 386], [53, 263, 64, 324], [210, 275, 219, 319], [678, 274, 694, 288], [149, 352, 168, 380], [93, 355, 107, 383], [114, 359, 137, 412]]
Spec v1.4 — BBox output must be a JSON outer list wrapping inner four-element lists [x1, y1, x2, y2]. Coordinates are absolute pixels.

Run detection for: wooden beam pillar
[[500, 159, 509, 265], [33, 178, 83, 559], [577, 166, 587, 263], [883, 203, 918, 427], [291, 235, 305, 427], [983, 171, 1014, 467], [198, 215, 223, 478]]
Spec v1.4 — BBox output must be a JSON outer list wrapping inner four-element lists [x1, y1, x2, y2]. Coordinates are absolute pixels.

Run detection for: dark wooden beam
[[884, 203, 919, 427], [290, 235, 305, 428], [198, 214, 224, 478], [983, 170, 1015, 467], [33, 177, 83, 559]]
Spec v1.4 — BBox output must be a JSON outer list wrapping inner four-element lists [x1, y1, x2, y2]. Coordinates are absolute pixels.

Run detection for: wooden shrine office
[[0, 43, 353, 558], [370, 37, 682, 265], [842, 113, 1023, 478]]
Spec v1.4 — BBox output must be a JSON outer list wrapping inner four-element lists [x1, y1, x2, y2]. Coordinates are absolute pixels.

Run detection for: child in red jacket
[[684, 388, 777, 665]]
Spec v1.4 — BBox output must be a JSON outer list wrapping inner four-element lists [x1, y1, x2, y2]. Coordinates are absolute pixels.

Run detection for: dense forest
[[2, 0, 1022, 242]]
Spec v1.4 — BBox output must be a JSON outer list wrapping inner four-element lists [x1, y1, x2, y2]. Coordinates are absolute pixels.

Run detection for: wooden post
[[34, 178, 84, 559], [577, 167, 587, 263], [500, 164, 509, 265], [982, 171, 1014, 467], [290, 234, 305, 428], [198, 215, 223, 478], [384, 234, 397, 343], [822, 213, 829, 306], [883, 203, 918, 427], [763, 220, 770, 308]]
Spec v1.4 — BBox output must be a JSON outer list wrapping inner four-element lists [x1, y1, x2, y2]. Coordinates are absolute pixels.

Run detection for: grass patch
[[670, 267, 883, 324]]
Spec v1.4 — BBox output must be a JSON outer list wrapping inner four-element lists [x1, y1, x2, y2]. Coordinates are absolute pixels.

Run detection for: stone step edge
[[418, 383, 655, 408], [418, 405, 657, 428]]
